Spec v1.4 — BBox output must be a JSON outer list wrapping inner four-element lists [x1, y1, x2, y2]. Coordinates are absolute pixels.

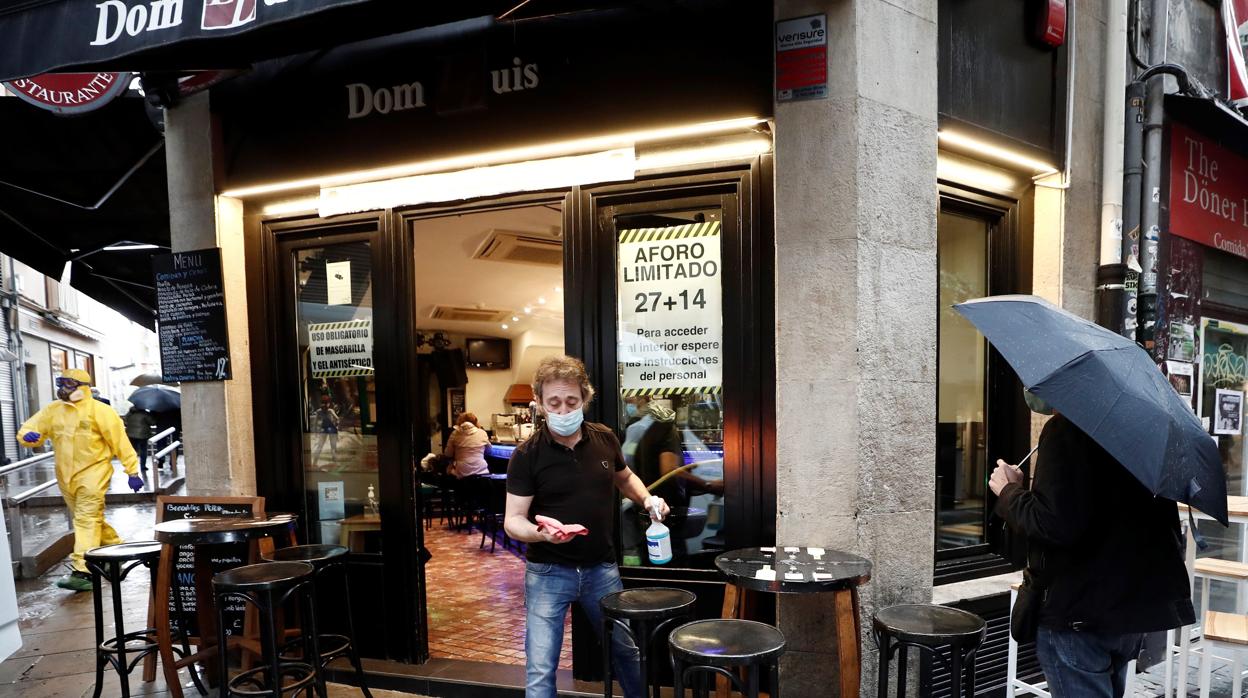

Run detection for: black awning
[[0, 1, 586, 81], [0, 94, 168, 329]]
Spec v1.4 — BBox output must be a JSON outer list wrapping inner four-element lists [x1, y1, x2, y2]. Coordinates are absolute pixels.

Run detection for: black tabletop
[[872, 604, 985, 641], [154, 514, 296, 545], [715, 547, 871, 593]]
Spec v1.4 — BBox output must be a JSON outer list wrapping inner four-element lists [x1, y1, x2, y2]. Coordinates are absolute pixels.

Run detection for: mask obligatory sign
[[1169, 123, 1248, 261]]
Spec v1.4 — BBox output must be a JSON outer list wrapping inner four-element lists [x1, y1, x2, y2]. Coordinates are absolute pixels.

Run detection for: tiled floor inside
[[423, 521, 571, 669]]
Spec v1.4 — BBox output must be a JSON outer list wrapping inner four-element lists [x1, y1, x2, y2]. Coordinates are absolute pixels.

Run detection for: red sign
[[3, 72, 130, 115], [775, 14, 827, 102], [1036, 0, 1067, 48], [1169, 123, 1248, 260]]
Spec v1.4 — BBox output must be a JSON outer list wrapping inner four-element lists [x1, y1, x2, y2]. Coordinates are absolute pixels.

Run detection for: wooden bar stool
[[872, 604, 986, 697], [668, 619, 785, 698], [600, 587, 697, 698], [212, 561, 323, 698]]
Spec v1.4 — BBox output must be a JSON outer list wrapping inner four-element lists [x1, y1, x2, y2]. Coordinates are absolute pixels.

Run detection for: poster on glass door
[[617, 221, 722, 396]]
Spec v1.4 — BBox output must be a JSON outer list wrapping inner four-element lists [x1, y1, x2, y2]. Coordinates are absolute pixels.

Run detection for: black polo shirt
[[506, 421, 626, 565]]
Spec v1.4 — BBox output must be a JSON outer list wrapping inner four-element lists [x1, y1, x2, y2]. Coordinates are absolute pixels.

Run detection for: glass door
[[276, 222, 424, 663], [1196, 317, 1248, 614]]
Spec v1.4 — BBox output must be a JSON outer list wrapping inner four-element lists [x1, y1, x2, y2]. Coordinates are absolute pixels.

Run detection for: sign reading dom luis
[[1169, 122, 1248, 260], [154, 248, 232, 382]]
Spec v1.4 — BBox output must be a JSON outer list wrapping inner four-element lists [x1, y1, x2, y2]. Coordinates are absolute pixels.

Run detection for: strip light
[[222, 116, 766, 198], [319, 148, 635, 217], [937, 130, 1058, 175]]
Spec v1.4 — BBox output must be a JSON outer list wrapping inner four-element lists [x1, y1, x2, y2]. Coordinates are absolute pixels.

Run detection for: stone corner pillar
[[164, 92, 256, 497], [772, 0, 938, 694]]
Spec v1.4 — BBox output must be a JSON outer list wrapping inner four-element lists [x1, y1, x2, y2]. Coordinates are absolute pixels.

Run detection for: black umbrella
[[954, 294, 1228, 526], [128, 385, 181, 413]]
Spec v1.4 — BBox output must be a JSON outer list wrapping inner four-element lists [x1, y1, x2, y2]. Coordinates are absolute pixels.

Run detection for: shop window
[[73, 352, 94, 382], [290, 241, 379, 551], [934, 190, 1028, 583], [49, 345, 68, 383], [613, 206, 728, 569]]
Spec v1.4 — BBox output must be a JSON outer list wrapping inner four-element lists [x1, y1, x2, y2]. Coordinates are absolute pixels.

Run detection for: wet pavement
[[0, 496, 423, 698]]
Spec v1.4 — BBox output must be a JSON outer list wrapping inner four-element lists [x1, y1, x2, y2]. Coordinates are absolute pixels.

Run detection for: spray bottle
[[646, 502, 672, 565]]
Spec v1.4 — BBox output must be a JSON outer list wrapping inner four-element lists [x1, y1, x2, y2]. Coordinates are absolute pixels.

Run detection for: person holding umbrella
[[16, 369, 143, 592], [957, 295, 1215, 697]]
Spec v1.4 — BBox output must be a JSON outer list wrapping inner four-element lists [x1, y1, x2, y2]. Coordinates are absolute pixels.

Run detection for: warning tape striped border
[[312, 368, 374, 378], [308, 320, 370, 331], [620, 386, 722, 398], [618, 221, 721, 244]]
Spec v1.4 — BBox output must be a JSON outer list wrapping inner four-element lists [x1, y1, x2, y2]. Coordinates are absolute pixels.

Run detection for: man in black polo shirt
[[505, 355, 669, 698]]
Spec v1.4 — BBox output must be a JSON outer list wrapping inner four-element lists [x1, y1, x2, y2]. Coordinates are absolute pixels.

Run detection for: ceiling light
[[555, 286, 563, 293], [501, 323, 509, 330], [537, 297, 546, 305], [937, 130, 1058, 174], [221, 116, 766, 198], [511, 316, 520, 322], [634, 135, 773, 171], [523, 307, 532, 314]]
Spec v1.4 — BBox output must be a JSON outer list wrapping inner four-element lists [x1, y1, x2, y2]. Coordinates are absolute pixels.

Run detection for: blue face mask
[[546, 407, 584, 437], [624, 403, 638, 419]]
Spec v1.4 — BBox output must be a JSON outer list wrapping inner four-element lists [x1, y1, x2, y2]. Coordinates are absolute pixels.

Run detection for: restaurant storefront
[[1156, 100, 1248, 598], [219, 3, 778, 687]]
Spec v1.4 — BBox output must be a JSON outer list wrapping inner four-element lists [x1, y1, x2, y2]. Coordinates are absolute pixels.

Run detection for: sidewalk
[[0, 496, 424, 697]]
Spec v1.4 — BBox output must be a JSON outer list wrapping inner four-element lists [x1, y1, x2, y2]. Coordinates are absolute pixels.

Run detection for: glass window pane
[[292, 242, 380, 551], [615, 207, 726, 569], [936, 211, 989, 551], [1196, 318, 1248, 615]]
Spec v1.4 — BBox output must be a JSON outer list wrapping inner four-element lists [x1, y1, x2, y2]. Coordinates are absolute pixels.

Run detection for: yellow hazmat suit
[[17, 369, 138, 573]]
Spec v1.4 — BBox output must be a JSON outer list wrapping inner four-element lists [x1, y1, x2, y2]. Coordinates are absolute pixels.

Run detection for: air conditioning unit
[[427, 305, 511, 323], [472, 229, 563, 267]]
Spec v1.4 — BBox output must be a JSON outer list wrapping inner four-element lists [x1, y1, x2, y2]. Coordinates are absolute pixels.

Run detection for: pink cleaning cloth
[[535, 515, 589, 537]]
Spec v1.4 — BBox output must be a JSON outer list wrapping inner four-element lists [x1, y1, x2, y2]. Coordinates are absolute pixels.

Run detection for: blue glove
[[128, 475, 144, 493], [21, 431, 39, 444]]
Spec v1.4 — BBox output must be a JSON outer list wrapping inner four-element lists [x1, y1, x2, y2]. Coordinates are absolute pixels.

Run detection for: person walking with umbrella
[[957, 295, 1219, 697], [16, 369, 143, 592]]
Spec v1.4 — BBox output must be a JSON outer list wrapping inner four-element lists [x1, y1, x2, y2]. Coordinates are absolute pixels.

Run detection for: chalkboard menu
[[156, 495, 263, 639], [154, 247, 232, 383]]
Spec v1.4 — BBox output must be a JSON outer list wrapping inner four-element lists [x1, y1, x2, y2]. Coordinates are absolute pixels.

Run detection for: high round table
[[152, 514, 297, 698], [715, 546, 872, 697]]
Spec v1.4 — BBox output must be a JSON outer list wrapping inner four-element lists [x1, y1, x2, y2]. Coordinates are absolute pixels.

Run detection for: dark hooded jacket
[[995, 414, 1194, 633]]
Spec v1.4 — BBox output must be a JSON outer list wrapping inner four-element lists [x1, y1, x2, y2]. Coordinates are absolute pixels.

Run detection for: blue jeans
[[524, 560, 641, 698], [1035, 627, 1143, 698]]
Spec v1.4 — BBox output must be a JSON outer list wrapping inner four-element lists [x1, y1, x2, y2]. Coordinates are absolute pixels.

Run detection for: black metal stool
[[212, 561, 322, 698], [261, 544, 372, 698], [872, 604, 987, 697], [600, 587, 697, 698], [86, 541, 198, 698], [668, 619, 785, 698]]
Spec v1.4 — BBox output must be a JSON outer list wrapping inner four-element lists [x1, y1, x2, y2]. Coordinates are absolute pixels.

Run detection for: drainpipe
[[1095, 0, 1129, 333], [1120, 81, 1146, 340], [1136, 0, 1169, 351]]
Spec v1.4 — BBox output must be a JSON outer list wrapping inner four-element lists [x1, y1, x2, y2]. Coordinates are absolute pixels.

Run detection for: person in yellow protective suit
[[17, 368, 143, 591]]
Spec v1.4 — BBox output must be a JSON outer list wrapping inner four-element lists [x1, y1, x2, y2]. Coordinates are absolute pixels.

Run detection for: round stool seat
[[873, 604, 986, 647], [85, 541, 162, 563], [213, 561, 313, 592], [261, 544, 348, 568], [601, 587, 697, 620], [669, 619, 786, 666]]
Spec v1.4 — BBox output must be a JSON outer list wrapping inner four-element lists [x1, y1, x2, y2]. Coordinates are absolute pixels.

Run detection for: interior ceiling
[[413, 204, 564, 340]]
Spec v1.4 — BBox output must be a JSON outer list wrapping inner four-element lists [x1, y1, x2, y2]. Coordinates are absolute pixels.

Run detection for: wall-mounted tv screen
[[466, 337, 511, 369]]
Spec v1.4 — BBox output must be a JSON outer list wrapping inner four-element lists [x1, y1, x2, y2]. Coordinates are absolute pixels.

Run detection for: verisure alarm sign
[[4, 72, 131, 115]]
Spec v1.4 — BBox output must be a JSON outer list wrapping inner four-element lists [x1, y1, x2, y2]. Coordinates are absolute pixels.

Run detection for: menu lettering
[[154, 248, 232, 382]]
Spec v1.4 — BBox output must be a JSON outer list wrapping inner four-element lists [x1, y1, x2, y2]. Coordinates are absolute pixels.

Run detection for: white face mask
[[545, 407, 584, 437]]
